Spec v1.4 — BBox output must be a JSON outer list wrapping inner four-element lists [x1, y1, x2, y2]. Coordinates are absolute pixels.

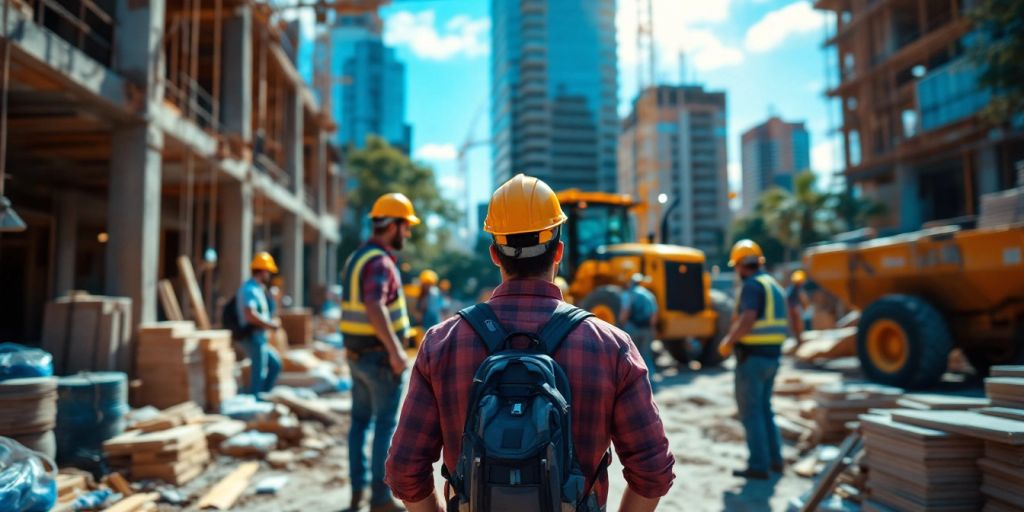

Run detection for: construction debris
[[197, 461, 259, 510], [130, 401, 204, 433]]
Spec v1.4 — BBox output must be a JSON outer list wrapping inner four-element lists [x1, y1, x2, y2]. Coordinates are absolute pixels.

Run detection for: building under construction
[[0, 0, 346, 340], [817, 0, 1024, 232]]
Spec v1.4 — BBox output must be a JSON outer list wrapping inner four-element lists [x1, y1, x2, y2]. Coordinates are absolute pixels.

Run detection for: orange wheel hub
[[866, 319, 909, 373]]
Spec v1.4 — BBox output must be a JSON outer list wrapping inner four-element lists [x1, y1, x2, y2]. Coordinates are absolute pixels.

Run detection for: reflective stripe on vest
[[339, 246, 410, 338], [740, 274, 788, 345]]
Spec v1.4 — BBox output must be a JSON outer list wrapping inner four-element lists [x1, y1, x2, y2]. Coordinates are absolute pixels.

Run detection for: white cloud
[[385, 10, 490, 61], [618, 0, 741, 76], [745, 1, 828, 53], [812, 139, 839, 176], [416, 143, 458, 162]]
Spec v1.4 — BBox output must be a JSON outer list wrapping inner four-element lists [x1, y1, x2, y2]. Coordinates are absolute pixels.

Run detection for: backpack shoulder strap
[[457, 303, 510, 354], [537, 303, 594, 355]]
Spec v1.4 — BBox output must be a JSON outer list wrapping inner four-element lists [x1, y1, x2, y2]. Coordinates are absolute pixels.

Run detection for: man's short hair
[[493, 231, 559, 279]]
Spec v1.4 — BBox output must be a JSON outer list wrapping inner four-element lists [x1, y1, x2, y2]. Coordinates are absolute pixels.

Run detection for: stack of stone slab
[[0, 377, 57, 457], [135, 322, 205, 409], [810, 383, 902, 444]]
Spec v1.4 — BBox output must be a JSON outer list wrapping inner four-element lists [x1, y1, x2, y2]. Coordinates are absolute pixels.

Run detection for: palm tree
[[758, 172, 845, 262]]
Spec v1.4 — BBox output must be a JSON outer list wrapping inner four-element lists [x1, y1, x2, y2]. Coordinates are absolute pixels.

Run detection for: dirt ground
[[154, 352, 908, 511]]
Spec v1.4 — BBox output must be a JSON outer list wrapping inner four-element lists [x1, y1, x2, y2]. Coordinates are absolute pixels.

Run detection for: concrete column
[[281, 213, 304, 306], [222, 5, 252, 141], [106, 124, 163, 325], [896, 164, 921, 233], [976, 145, 1000, 195], [326, 241, 338, 287], [285, 90, 304, 194], [219, 181, 253, 298], [53, 192, 78, 297], [311, 235, 327, 289], [315, 132, 328, 213], [114, 0, 164, 113]]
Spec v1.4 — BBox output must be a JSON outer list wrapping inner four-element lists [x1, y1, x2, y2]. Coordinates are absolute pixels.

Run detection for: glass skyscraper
[[491, 0, 618, 192], [322, 13, 411, 152]]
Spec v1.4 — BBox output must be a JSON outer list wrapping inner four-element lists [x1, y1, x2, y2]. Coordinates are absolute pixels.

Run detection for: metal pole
[[660, 197, 680, 244]]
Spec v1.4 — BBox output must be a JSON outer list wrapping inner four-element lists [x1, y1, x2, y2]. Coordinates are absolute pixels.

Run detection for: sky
[[295, 0, 842, 226]]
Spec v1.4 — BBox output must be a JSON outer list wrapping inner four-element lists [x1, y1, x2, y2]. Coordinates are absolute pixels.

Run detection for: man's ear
[[489, 244, 501, 268], [553, 241, 564, 264]]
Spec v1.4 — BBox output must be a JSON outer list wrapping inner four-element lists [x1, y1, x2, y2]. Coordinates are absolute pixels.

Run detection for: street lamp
[[657, 193, 668, 205], [659, 194, 681, 244]]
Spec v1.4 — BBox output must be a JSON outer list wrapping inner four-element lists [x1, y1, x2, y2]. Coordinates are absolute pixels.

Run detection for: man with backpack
[[619, 273, 658, 388], [233, 252, 282, 395], [385, 174, 674, 512]]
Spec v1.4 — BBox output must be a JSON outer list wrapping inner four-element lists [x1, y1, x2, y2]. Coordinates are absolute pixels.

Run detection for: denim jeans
[[734, 354, 783, 473], [240, 338, 281, 395], [347, 350, 408, 506]]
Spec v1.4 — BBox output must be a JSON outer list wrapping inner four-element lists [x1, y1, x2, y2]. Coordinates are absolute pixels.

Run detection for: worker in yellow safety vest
[[718, 239, 789, 480], [340, 192, 418, 512]]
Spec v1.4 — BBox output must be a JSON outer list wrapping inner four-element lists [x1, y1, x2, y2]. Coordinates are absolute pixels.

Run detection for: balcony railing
[[27, 0, 114, 65]]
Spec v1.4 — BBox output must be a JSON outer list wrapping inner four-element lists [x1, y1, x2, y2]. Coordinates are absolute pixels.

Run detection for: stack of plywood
[[985, 378, 1024, 409], [810, 383, 901, 444], [860, 414, 984, 511], [895, 393, 990, 411], [890, 409, 1024, 511], [978, 187, 1024, 228], [41, 294, 132, 374], [0, 377, 58, 457], [130, 402, 204, 432], [279, 308, 313, 346], [196, 330, 237, 412], [103, 425, 209, 485], [135, 322, 205, 409]]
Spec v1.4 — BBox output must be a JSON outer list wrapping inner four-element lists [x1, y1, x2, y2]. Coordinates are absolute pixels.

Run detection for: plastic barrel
[[54, 372, 128, 469]]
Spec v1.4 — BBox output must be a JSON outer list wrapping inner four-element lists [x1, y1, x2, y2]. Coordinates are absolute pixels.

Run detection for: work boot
[[369, 500, 407, 512], [347, 490, 366, 512], [732, 468, 770, 480]]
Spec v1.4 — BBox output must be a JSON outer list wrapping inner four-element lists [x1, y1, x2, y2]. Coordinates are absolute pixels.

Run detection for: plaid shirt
[[359, 242, 400, 305], [385, 279, 675, 505]]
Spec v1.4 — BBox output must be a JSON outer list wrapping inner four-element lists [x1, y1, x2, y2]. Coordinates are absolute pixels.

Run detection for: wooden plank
[[896, 394, 989, 411], [105, 472, 133, 496], [101, 493, 159, 512], [891, 410, 1024, 445], [197, 462, 259, 510], [992, 366, 1024, 378], [800, 431, 863, 512], [158, 279, 184, 321], [977, 407, 1024, 423], [177, 256, 211, 329]]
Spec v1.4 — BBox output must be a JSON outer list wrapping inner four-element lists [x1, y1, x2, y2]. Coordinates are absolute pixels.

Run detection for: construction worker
[[619, 273, 659, 388], [718, 240, 788, 480], [415, 269, 444, 331], [787, 269, 808, 347], [385, 174, 674, 512], [237, 252, 283, 395], [341, 192, 418, 512]]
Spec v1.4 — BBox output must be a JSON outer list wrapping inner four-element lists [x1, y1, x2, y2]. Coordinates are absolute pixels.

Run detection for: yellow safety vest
[[339, 245, 410, 339], [739, 273, 789, 345]]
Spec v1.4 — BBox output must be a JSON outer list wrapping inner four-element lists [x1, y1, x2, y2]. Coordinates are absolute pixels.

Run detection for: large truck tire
[[579, 285, 623, 327], [857, 294, 953, 389], [698, 289, 735, 368]]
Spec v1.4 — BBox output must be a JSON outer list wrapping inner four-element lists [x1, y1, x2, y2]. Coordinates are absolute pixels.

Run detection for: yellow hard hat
[[439, 279, 451, 292], [791, 269, 807, 285], [369, 193, 421, 226], [484, 174, 567, 249], [419, 269, 439, 285], [728, 239, 765, 267], [251, 251, 279, 273]]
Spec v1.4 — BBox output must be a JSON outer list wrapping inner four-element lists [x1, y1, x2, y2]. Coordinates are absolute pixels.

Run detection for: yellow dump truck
[[804, 224, 1024, 388], [555, 190, 733, 367]]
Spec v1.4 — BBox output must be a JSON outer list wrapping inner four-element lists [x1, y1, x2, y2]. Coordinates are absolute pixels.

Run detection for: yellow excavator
[[555, 190, 733, 367]]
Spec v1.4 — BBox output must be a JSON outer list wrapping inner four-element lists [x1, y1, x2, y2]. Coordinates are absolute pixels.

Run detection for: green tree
[[970, 0, 1024, 125], [339, 136, 460, 272]]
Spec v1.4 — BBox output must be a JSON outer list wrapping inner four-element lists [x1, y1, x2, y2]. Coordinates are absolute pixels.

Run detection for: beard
[[390, 231, 405, 251]]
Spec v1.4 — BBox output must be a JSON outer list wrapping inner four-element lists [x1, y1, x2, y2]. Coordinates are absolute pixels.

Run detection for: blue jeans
[[347, 350, 408, 506], [734, 354, 783, 473], [241, 338, 281, 395]]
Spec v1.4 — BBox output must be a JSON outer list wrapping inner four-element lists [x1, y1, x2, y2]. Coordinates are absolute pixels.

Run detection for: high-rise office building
[[620, 85, 730, 264], [817, 0, 1023, 232], [740, 117, 810, 215], [491, 0, 619, 192], [320, 12, 411, 152]]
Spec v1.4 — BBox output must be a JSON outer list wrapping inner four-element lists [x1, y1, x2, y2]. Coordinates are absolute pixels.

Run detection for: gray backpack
[[444, 302, 610, 512]]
